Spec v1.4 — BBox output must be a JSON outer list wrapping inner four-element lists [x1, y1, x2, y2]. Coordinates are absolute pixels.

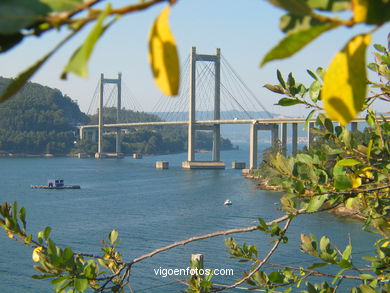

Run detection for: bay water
[[0, 146, 375, 292]]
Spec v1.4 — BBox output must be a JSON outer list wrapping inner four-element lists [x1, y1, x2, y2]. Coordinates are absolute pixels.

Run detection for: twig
[[212, 217, 293, 291], [128, 212, 300, 266]]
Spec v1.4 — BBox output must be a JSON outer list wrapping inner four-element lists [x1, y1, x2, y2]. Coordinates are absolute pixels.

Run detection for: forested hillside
[[0, 77, 88, 154]]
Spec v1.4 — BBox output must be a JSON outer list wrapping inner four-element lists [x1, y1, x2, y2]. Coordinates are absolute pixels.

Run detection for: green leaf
[[335, 158, 360, 167], [338, 259, 352, 269], [267, 0, 312, 16], [43, 226, 51, 240], [309, 80, 321, 101], [61, 4, 112, 79], [319, 236, 330, 252], [19, 206, 26, 224], [307, 0, 351, 11], [32, 274, 55, 279], [268, 271, 284, 284], [293, 161, 317, 181], [280, 14, 324, 35], [109, 229, 118, 245], [0, 0, 51, 34], [252, 271, 268, 285], [296, 153, 314, 165], [63, 247, 74, 262], [367, 139, 373, 161], [264, 84, 285, 94], [316, 67, 325, 80], [359, 274, 375, 280], [366, 110, 376, 126], [342, 244, 352, 260], [345, 197, 358, 209], [374, 43, 387, 53], [324, 118, 333, 133], [276, 97, 301, 106], [74, 278, 88, 292], [40, 0, 83, 12], [307, 262, 327, 269], [307, 69, 318, 80], [301, 234, 319, 256], [261, 23, 336, 66], [25, 234, 32, 244], [13, 201, 18, 221], [0, 33, 24, 53], [334, 174, 352, 191], [303, 109, 316, 131], [258, 217, 269, 232], [306, 194, 327, 212], [360, 284, 376, 293], [277, 69, 286, 89]]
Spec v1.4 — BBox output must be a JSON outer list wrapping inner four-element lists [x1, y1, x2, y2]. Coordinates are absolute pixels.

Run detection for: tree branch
[[212, 217, 293, 291]]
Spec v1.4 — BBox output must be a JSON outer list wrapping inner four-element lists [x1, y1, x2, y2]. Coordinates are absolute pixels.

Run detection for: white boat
[[224, 199, 232, 206]]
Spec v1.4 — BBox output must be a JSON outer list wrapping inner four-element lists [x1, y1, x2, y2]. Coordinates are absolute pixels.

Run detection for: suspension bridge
[[78, 47, 367, 169]]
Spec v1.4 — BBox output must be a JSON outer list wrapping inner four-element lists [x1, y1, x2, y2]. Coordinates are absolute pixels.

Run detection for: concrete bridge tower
[[182, 47, 225, 169], [95, 73, 122, 159]]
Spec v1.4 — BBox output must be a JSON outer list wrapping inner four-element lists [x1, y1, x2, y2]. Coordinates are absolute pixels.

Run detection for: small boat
[[224, 199, 232, 206], [31, 179, 80, 189]]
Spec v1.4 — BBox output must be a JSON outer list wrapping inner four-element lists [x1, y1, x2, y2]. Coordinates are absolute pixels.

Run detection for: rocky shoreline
[[242, 168, 364, 220], [241, 169, 283, 192]]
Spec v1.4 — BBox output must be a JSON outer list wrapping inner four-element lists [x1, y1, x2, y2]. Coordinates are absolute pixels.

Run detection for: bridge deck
[[78, 116, 389, 129]]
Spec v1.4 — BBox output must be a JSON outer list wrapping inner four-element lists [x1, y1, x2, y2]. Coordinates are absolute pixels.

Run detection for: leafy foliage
[[1, 1, 390, 292], [239, 42, 390, 292]]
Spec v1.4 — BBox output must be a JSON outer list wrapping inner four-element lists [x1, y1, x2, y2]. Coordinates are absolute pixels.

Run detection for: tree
[[1, 0, 390, 292]]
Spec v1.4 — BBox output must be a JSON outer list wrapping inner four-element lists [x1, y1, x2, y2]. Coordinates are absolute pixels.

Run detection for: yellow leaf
[[351, 0, 368, 23], [382, 241, 390, 247], [148, 6, 180, 96], [350, 175, 362, 188], [6, 231, 14, 239], [322, 34, 371, 125], [32, 246, 43, 262]]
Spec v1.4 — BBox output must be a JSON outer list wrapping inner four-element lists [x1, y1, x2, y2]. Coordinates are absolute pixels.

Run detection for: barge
[[31, 179, 80, 189]]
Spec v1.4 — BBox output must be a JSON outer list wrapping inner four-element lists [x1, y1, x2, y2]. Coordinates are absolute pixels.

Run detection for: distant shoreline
[[0, 147, 239, 159]]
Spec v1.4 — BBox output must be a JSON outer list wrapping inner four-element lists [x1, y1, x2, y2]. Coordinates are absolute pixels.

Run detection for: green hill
[[0, 77, 88, 154]]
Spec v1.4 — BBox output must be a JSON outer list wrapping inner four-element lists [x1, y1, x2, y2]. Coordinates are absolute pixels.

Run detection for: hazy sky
[[0, 0, 389, 116]]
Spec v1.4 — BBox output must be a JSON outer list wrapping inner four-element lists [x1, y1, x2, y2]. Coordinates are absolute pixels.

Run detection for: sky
[[0, 0, 389, 116]]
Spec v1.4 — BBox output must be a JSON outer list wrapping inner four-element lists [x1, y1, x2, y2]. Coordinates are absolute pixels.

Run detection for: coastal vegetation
[[0, 0, 389, 293]]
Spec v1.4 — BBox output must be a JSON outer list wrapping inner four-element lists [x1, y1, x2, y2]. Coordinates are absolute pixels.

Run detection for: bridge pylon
[[182, 46, 225, 169], [94, 72, 123, 158]]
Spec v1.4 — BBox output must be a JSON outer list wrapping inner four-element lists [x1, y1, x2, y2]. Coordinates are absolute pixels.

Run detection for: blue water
[[0, 147, 376, 292]]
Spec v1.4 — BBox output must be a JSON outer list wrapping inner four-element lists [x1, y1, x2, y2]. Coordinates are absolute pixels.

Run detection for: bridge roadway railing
[[78, 116, 389, 129], [78, 116, 390, 169]]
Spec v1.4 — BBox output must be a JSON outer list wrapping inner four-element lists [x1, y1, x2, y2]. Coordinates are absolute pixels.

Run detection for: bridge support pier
[[249, 122, 258, 170], [271, 124, 279, 151], [292, 123, 298, 156], [307, 122, 314, 149], [281, 123, 287, 156], [351, 122, 358, 131], [97, 73, 104, 157]]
